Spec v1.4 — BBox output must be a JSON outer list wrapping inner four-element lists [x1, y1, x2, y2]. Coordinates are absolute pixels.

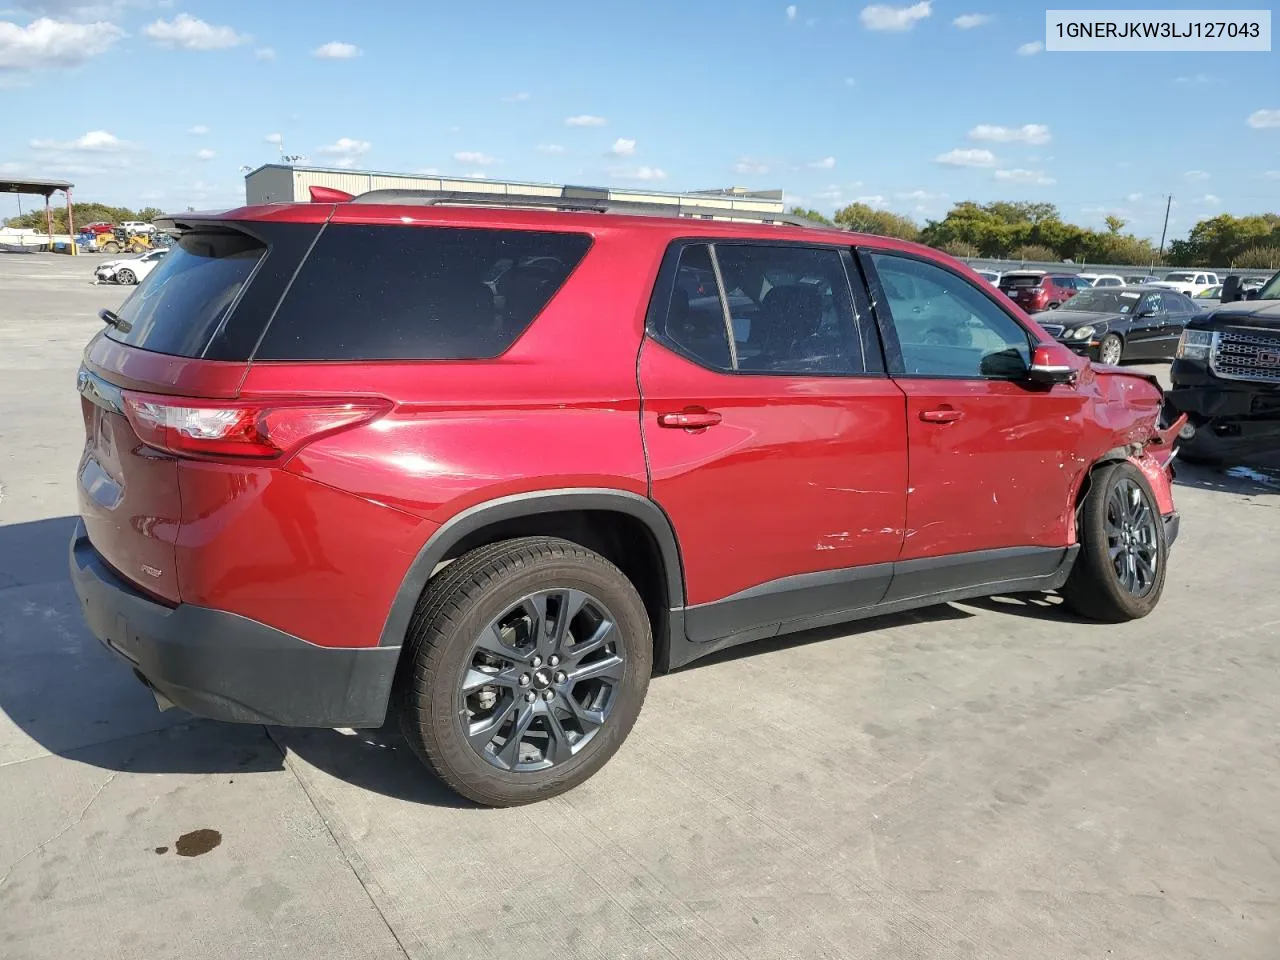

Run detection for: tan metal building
[[243, 164, 787, 219]]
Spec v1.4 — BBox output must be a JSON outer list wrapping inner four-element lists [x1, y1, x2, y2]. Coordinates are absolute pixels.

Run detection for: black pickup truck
[[1167, 272, 1280, 464]]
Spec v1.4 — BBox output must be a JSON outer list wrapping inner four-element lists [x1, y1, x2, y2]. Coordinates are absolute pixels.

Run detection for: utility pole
[[1156, 194, 1173, 265]]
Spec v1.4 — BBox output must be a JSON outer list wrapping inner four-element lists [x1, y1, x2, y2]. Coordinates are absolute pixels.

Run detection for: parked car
[[119, 220, 156, 235], [1125, 275, 1161, 285], [70, 192, 1182, 806], [93, 247, 169, 285], [1154, 270, 1219, 297], [1166, 270, 1280, 463], [1033, 286, 1199, 364], [997, 270, 1085, 311], [974, 269, 1001, 285], [1194, 285, 1222, 308], [1078, 273, 1126, 288], [83, 221, 115, 235]]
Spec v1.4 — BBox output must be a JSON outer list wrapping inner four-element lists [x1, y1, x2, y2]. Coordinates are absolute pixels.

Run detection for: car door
[[1123, 291, 1166, 360], [860, 249, 1087, 598], [640, 240, 908, 643], [1159, 294, 1194, 358]]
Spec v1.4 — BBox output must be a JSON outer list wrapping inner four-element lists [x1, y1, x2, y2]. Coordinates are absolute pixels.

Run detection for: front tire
[[398, 537, 651, 806], [1098, 333, 1123, 366], [116, 268, 136, 285], [1061, 462, 1167, 622]]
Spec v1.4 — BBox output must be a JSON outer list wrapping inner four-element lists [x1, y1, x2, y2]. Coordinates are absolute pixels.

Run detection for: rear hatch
[[999, 273, 1045, 305], [76, 217, 314, 600]]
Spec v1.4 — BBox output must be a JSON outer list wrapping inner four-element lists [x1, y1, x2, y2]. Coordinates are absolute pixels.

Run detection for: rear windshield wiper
[[99, 308, 132, 333]]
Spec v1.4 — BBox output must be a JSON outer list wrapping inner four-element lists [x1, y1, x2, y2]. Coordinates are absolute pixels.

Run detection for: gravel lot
[[2, 251, 1278, 960]]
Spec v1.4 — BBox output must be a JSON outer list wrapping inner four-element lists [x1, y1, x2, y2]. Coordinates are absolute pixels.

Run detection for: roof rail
[[348, 188, 836, 229]]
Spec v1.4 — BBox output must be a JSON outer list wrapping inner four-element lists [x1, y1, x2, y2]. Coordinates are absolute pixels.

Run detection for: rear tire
[[1061, 462, 1167, 622], [398, 537, 651, 806]]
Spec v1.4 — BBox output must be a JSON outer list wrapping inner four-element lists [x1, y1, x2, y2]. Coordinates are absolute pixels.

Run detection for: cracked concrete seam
[[0, 771, 117, 888]]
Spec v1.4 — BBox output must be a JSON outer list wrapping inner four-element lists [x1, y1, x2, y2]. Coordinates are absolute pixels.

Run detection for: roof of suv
[[156, 197, 949, 264]]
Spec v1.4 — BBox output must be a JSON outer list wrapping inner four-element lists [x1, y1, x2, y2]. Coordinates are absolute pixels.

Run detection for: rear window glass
[[106, 230, 265, 357], [1000, 275, 1042, 288], [255, 224, 592, 361]]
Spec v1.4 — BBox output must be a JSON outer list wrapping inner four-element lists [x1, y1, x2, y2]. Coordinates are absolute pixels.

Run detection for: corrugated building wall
[[244, 164, 786, 217]]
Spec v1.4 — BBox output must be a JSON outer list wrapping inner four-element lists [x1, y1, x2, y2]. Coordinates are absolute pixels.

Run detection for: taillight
[[121, 392, 390, 460]]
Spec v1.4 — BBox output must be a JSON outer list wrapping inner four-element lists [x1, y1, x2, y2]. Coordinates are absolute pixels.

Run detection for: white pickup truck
[[1153, 270, 1219, 297]]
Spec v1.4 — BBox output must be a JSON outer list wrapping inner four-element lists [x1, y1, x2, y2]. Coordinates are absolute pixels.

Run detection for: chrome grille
[[1039, 323, 1065, 338], [1211, 329, 1280, 383]]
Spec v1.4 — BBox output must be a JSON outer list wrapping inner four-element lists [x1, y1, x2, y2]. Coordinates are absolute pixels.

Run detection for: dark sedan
[[1031, 286, 1200, 364]]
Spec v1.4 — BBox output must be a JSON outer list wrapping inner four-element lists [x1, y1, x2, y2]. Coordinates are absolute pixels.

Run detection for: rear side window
[[255, 224, 591, 361], [107, 230, 265, 357]]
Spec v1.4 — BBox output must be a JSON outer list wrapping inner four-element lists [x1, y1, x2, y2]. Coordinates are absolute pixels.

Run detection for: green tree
[[1011, 243, 1059, 262], [3, 201, 158, 235], [1104, 214, 1127, 234], [833, 202, 919, 241], [1167, 213, 1280, 265], [1232, 245, 1280, 269], [788, 206, 834, 226]]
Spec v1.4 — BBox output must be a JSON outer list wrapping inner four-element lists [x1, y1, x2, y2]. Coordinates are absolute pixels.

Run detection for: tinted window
[[713, 244, 867, 374], [872, 253, 1032, 379], [659, 244, 732, 371], [256, 225, 591, 360], [1000, 274, 1043, 288], [1138, 292, 1165, 314], [107, 229, 265, 357]]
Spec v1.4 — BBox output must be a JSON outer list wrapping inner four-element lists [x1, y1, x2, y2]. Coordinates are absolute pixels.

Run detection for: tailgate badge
[[140, 564, 163, 579]]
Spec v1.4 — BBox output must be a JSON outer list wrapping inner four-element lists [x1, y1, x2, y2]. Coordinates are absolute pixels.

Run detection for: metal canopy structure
[[1, 176, 75, 252]]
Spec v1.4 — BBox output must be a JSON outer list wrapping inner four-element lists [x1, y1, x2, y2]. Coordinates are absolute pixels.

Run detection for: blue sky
[[2, 0, 1277, 240]]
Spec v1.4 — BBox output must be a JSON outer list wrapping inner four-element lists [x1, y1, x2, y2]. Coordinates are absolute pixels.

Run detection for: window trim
[[644, 237, 888, 379], [858, 246, 1041, 381]]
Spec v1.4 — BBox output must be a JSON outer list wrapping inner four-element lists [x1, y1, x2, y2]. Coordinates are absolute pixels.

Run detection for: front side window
[[871, 252, 1033, 379], [653, 242, 873, 376], [1138, 292, 1165, 314]]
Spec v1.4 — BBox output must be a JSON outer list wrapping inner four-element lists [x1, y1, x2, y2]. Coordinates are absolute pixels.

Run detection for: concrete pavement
[[2, 252, 1278, 959]]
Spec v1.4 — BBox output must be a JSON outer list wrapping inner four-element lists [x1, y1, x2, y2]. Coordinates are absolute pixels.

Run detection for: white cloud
[[968, 123, 1051, 145], [144, 14, 249, 50], [952, 13, 990, 28], [994, 168, 1056, 185], [1184, 170, 1210, 181], [786, 4, 797, 22], [502, 91, 531, 102], [1017, 40, 1044, 55], [312, 41, 361, 59], [856, 194, 889, 208], [254, 46, 275, 61], [1176, 73, 1211, 84], [320, 137, 372, 157], [188, 124, 209, 135], [31, 129, 126, 151], [607, 138, 636, 157], [1246, 108, 1280, 129], [896, 189, 945, 201], [1126, 192, 1144, 202], [1196, 193, 1222, 205], [196, 148, 215, 160], [860, 1, 931, 31], [1264, 170, 1280, 180], [844, 77, 856, 87], [935, 147, 996, 167], [613, 166, 666, 181], [453, 150, 496, 165], [734, 157, 771, 175], [0, 17, 123, 70], [264, 132, 283, 145], [335, 157, 357, 169], [808, 156, 836, 170], [565, 114, 606, 127], [537, 144, 566, 154], [466, 171, 489, 179]]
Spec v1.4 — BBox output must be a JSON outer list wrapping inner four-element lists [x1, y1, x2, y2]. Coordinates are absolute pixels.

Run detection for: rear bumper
[[69, 521, 400, 727]]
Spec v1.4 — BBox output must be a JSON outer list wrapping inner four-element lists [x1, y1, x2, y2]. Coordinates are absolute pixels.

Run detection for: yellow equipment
[[95, 230, 152, 254]]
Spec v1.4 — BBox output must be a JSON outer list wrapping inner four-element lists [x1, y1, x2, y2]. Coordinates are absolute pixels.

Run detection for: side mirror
[[1026, 343, 1080, 385], [1221, 275, 1242, 304]]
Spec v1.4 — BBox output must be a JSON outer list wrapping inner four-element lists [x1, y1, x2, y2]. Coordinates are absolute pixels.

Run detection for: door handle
[[919, 407, 963, 424], [658, 409, 722, 429]]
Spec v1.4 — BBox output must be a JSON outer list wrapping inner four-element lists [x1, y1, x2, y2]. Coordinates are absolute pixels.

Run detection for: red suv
[[71, 190, 1183, 806], [998, 271, 1085, 312]]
